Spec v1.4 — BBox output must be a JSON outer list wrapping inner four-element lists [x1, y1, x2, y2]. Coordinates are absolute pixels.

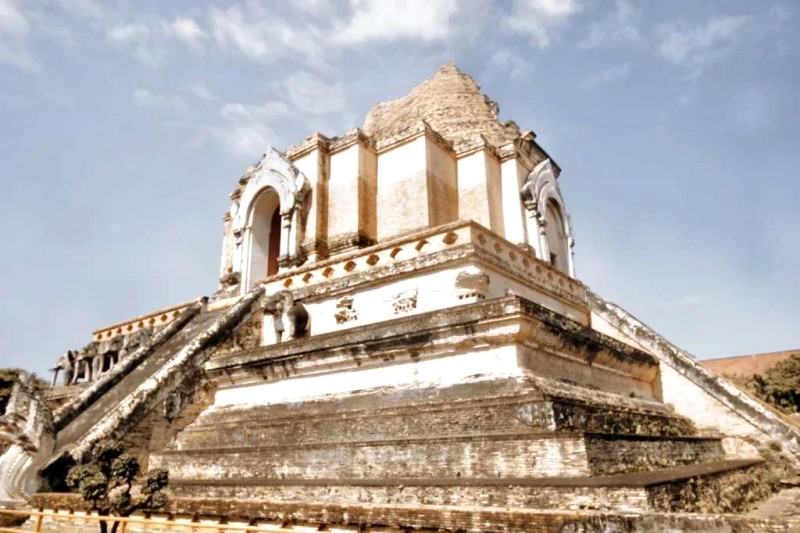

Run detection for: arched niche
[[520, 158, 575, 277], [246, 189, 281, 288], [231, 147, 311, 292]]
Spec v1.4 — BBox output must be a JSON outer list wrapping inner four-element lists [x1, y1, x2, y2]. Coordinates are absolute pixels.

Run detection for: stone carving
[[53, 328, 154, 388], [71, 343, 97, 384], [120, 327, 152, 359], [262, 290, 309, 343], [50, 351, 76, 388], [219, 270, 241, 289], [392, 289, 418, 315], [334, 296, 358, 324], [455, 268, 490, 301], [215, 311, 263, 354], [0, 373, 55, 504], [94, 337, 123, 380]]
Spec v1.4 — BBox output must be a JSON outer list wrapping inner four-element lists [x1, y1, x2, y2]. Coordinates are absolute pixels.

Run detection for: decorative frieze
[[334, 296, 358, 324], [392, 289, 418, 315], [455, 268, 490, 301]]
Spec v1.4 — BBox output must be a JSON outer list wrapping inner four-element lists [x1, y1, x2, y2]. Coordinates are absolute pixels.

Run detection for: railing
[[0, 509, 297, 532]]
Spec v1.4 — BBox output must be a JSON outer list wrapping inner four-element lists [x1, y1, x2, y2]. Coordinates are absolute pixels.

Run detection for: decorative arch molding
[[520, 158, 576, 278], [230, 147, 311, 293]]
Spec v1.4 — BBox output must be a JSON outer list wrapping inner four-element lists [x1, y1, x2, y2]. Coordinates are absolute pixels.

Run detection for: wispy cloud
[[580, 63, 630, 91], [188, 80, 217, 101], [271, 71, 346, 115], [487, 49, 533, 81], [215, 100, 291, 156], [208, 2, 325, 64], [580, 0, 641, 49], [658, 15, 749, 77], [662, 293, 709, 309], [505, 0, 582, 49], [0, 0, 40, 72], [106, 16, 206, 68], [132, 88, 187, 113]]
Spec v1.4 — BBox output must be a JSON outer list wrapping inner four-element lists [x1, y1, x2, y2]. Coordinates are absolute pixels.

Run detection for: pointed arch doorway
[[245, 188, 282, 288]]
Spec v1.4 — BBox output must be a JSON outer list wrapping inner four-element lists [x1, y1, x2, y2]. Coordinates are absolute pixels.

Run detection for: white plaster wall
[[500, 158, 528, 245], [376, 138, 428, 240], [283, 259, 587, 339], [590, 311, 649, 351], [658, 363, 761, 436], [328, 144, 361, 241], [291, 148, 325, 255], [214, 346, 523, 407], [485, 153, 504, 235], [456, 151, 491, 228], [426, 139, 458, 227]]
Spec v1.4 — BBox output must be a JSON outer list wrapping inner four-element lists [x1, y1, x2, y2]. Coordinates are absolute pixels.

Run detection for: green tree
[[730, 354, 800, 414], [756, 354, 800, 413], [66, 440, 168, 533]]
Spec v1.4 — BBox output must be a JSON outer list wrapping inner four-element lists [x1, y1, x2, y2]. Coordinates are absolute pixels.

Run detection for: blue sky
[[1, 0, 798, 378]]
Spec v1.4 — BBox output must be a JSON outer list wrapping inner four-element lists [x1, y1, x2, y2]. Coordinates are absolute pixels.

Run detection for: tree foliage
[[66, 440, 168, 533], [731, 354, 800, 414]]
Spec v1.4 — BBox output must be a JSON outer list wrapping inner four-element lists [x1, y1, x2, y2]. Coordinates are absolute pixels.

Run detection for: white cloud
[[336, 0, 458, 44], [661, 293, 709, 309], [208, 1, 323, 64], [488, 49, 533, 80], [0, 0, 40, 72], [658, 15, 749, 76], [272, 71, 346, 115], [132, 88, 187, 112], [106, 16, 206, 67], [217, 100, 290, 156], [580, 63, 630, 91], [106, 22, 164, 67], [580, 0, 641, 49], [505, 0, 582, 49], [170, 17, 207, 49], [189, 80, 217, 101]]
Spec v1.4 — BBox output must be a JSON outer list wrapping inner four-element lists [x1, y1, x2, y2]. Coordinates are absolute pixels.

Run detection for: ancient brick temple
[[2, 64, 799, 531]]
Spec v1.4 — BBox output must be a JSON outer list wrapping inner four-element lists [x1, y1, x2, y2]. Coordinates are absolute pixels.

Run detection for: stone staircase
[[48, 308, 225, 464]]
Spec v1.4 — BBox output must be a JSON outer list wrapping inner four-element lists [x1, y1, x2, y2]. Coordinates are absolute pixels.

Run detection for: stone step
[[176, 399, 693, 450], [156, 431, 724, 481], [749, 487, 800, 519], [167, 459, 772, 514], [176, 377, 694, 454]]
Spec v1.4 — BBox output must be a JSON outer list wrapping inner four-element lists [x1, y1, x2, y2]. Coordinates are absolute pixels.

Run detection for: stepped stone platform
[[150, 371, 775, 515]]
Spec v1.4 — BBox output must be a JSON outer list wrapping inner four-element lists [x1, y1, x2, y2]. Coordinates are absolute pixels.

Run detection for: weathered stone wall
[[585, 435, 722, 475], [156, 435, 591, 481], [647, 461, 778, 513]]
